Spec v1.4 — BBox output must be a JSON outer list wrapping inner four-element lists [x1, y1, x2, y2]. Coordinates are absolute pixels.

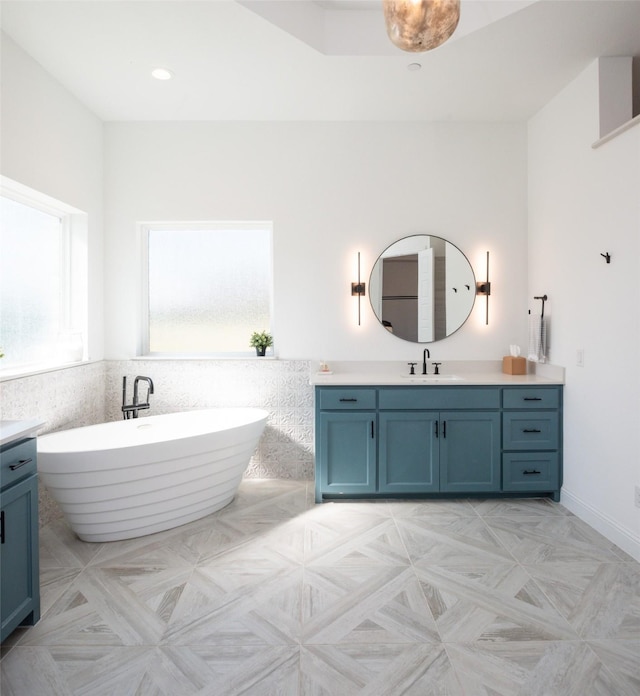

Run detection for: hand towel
[[527, 314, 547, 363]]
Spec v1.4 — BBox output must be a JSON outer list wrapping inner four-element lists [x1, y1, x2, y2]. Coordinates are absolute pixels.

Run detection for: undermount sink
[[401, 374, 462, 381]]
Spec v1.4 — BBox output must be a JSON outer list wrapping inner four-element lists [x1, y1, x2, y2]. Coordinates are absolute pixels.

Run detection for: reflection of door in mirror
[[381, 243, 447, 342], [382, 254, 418, 341]]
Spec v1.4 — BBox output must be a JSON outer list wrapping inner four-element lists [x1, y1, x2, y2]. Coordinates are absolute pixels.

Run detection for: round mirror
[[369, 235, 476, 343]]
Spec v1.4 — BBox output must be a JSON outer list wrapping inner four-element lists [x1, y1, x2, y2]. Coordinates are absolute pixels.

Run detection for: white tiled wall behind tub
[[105, 359, 315, 480], [1, 359, 314, 526], [0, 361, 107, 526]]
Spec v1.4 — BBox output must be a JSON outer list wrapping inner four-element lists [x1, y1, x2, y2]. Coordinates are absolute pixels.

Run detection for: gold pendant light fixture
[[383, 0, 460, 52]]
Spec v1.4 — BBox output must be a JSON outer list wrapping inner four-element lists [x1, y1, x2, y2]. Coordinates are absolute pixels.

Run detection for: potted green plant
[[250, 331, 273, 356]]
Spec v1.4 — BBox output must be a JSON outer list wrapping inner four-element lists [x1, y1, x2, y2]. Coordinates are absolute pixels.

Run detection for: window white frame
[[0, 176, 88, 378], [140, 221, 274, 357]]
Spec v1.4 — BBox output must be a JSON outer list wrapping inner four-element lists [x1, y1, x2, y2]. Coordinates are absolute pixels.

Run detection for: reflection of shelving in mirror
[[369, 235, 476, 344]]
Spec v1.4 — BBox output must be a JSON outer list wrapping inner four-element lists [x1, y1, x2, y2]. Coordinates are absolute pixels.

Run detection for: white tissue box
[[502, 356, 526, 375]]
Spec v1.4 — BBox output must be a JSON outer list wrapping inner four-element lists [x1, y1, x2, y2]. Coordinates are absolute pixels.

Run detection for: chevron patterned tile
[[415, 563, 579, 643], [300, 643, 461, 696], [524, 560, 640, 639], [302, 565, 439, 644]]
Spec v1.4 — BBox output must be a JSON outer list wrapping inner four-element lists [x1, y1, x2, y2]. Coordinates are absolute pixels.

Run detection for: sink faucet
[[422, 348, 430, 375], [122, 376, 154, 419]]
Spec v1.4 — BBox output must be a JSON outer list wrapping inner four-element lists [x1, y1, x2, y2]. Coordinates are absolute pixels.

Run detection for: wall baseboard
[[561, 488, 640, 563]]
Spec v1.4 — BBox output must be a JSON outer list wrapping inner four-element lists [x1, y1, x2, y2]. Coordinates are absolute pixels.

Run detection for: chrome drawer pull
[[9, 458, 33, 471], [523, 469, 541, 475]]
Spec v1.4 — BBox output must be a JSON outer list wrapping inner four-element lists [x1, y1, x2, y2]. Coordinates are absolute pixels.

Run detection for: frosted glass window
[[146, 225, 272, 354], [0, 197, 64, 368], [0, 180, 87, 375]]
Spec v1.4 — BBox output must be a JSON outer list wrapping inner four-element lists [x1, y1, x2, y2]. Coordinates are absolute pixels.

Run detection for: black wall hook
[[600, 252, 611, 264]]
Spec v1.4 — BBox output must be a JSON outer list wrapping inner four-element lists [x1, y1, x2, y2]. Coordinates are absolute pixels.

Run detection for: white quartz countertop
[[0, 419, 46, 447], [310, 372, 561, 386], [309, 361, 564, 387]]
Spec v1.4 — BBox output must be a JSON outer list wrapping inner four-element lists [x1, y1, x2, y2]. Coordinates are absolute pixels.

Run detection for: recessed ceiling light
[[151, 68, 173, 81], [407, 62, 422, 72]]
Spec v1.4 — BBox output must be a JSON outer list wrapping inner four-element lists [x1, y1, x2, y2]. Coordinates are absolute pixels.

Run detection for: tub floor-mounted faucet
[[122, 376, 154, 419]]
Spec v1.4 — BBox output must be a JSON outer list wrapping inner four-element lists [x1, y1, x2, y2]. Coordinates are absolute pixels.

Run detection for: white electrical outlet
[[635, 486, 640, 508], [576, 349, 584, 367]]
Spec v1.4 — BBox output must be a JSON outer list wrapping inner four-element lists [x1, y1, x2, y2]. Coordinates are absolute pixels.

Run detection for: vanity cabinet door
[[379, 412, 439, 493], [439, 411, 501, 493], [1, 473, 40, 642], [317, 412, 377, 498]]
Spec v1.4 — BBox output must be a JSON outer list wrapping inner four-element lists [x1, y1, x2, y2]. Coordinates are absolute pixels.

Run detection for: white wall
[[104, 122, 528, 363], [528, 60, 640, 559], [0, 33, 104, 361]]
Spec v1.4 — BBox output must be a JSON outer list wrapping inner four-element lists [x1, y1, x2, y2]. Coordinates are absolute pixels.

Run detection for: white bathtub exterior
[[37, 409, 268, 542]]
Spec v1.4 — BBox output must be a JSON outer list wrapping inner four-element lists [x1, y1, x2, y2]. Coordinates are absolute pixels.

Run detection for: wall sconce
[[476, 250, 491, 325], [351, 252, 366, 326]]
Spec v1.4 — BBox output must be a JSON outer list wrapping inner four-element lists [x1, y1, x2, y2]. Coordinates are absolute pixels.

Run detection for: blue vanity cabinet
[[1, 436, 40, 642], [378, 387, 501, 495], [315, 388, 377, 502], [315, 383, 562, 502], [501, 386, 563, 501]]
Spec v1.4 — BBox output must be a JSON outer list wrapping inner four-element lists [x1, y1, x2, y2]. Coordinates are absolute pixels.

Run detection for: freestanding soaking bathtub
[[37, 408, 268, 542]]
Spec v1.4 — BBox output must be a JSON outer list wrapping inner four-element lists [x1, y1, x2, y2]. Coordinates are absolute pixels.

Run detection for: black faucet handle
[[432, 362, 442, 375], [407, 362, 417, 375]]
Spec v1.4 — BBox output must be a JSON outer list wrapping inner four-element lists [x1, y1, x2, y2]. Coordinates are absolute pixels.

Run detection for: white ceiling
[[1, 0, 639, 122]]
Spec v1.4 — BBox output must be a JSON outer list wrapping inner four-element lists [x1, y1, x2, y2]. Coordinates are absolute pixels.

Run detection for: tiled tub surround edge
[[0, 361, 107, 527], [0, 359, 315, 528], [105, 359, 315, 481]]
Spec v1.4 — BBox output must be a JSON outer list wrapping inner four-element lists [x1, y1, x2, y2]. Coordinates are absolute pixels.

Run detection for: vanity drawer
[[379, 387, 500, 410], [317, 388, 377, 410], [503, 388, 560, 410], [503, 452, 559, 491], [1, 438, 37, 489], [503, 412, 559, 450]]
